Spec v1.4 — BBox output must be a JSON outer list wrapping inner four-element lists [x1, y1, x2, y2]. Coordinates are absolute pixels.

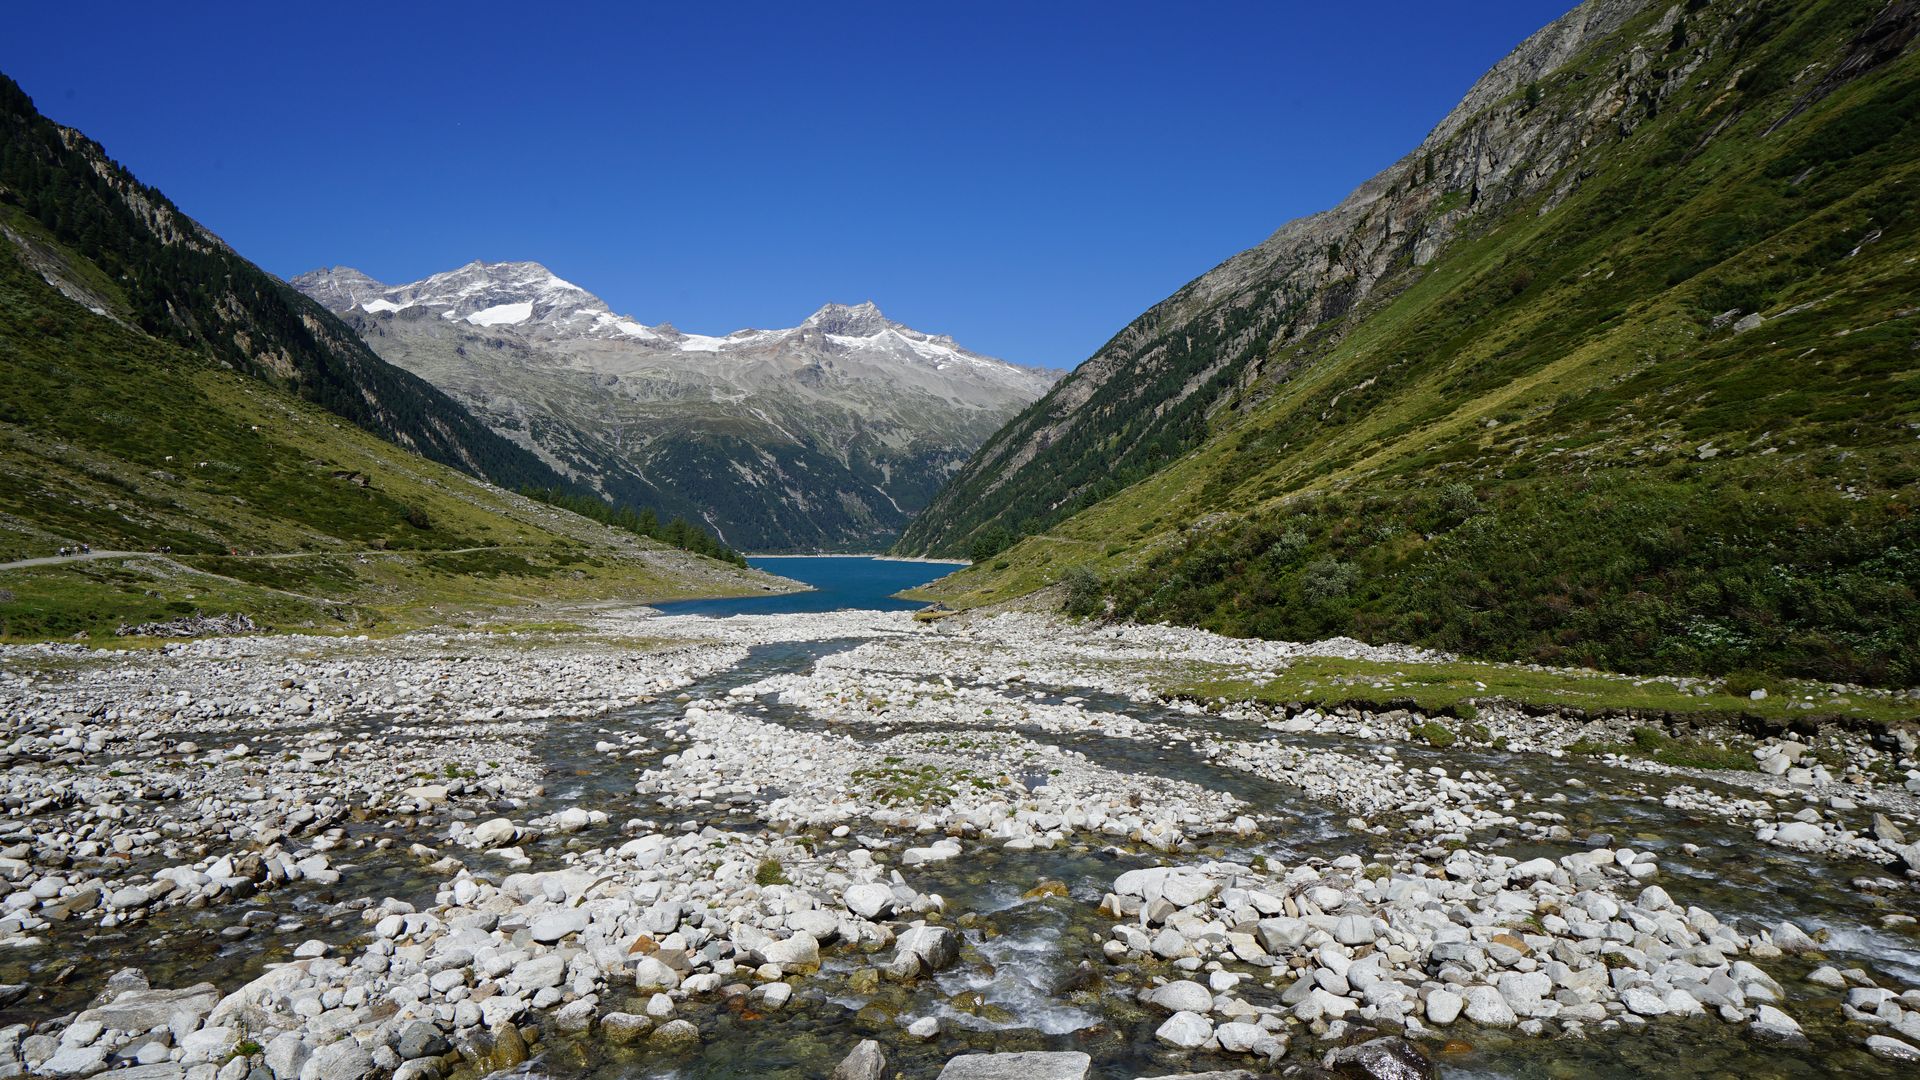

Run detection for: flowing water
[[11, 557, 1917, 1078]]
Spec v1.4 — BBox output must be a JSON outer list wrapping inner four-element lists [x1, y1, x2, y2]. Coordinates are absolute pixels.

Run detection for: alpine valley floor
[[2, 604, 1918, 1080]]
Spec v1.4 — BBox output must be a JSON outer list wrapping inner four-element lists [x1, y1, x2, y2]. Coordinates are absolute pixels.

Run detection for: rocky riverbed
[[1, 607, 1917, 1079]]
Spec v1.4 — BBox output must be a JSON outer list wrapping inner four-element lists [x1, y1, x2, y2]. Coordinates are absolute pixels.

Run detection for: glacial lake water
[[651, 555, 964, 616]]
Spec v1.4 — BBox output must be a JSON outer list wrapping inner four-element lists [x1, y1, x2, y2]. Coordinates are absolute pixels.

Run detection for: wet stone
[[647, 1019, 700, 1052], [1323, 1036, 1435, 1080], [938, 1051, 1093, 1080], [830, 1039, 888, 1080]]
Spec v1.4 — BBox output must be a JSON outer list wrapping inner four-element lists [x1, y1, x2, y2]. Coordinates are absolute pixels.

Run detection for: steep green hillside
[[0, 74, 562, 490], [0, 243, 784, 639], [907, 0, 1920, 685]]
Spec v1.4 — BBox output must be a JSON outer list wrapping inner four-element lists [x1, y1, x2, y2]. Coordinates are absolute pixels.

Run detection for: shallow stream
[[8, 557, 1917, 1078], [518, 649, 1920, 1078]]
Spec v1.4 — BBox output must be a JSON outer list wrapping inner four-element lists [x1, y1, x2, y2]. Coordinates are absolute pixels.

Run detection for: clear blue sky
[[6, 1, 1573, 369]]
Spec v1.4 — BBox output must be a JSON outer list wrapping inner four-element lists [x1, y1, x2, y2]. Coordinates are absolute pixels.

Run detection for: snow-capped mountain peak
[[298, 262, 1054, 379], [801, 300, 890, 337], [292, 257, 1063, 551], [291, 266, 389, 312], [292, 260, 609, 330], [296, 260, 1062, 404]]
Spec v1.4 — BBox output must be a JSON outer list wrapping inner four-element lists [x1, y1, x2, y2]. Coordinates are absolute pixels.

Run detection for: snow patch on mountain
[[676, 333, 729, 353], [467, 301, 534, 326]]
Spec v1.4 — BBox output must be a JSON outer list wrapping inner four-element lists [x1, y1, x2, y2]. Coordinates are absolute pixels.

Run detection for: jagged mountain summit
[[294, 261, 1059, 551]]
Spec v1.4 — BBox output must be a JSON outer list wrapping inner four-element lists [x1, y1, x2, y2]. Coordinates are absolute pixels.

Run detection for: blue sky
[[6, 2, 1573, 369]]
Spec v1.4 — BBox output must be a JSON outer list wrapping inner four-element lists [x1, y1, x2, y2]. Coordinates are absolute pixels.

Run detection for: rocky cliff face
[[294, 262, 1058, 550]]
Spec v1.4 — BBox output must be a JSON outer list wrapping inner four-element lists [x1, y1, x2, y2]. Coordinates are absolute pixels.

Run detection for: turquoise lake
[[651, 555, 964, 615]]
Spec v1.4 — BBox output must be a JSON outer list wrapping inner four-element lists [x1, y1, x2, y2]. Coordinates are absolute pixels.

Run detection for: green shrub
[[968, 527, 1014, 563], [754, 859, 789, 886], [1721, 670, 1769, 698], [1300, 557, 1357, 605], [1411, 720, 1456, 748], [1440, 482, 1480, 519], [1098, 473, 1920, 687], [1264, 529, 1310, 565], [1061, 565, 1103, 616]]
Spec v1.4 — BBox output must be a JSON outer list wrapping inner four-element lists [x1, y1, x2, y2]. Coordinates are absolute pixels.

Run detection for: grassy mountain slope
[[898, 0, 1657, 557], [0, 74, 563, 491], [0, 241, 786, 640], [907, 0, 1920, 686]]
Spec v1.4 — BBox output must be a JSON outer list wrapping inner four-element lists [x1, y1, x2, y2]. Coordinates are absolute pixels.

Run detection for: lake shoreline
[[742, 553, 969, 566], [651, 554, 966, 617]]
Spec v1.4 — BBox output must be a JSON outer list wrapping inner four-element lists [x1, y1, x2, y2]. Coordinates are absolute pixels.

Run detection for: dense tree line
[[517, 486, 746, 566], [592, 433, 916, 552]]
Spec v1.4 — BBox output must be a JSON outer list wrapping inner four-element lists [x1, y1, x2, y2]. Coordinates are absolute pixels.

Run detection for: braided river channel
[[2, 556, 1917, 1080]]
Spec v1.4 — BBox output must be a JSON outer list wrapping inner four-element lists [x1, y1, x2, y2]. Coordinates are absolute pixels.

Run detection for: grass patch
[[1567, 725, 1758, 772], [850, 763, 963, 807], [1165, 655, 1917, 728], [479, 620, 590, 635]]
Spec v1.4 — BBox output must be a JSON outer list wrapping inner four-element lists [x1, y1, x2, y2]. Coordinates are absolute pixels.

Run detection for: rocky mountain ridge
[[295, 261, 1059, 550], [897, 0, 1662, 554]]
